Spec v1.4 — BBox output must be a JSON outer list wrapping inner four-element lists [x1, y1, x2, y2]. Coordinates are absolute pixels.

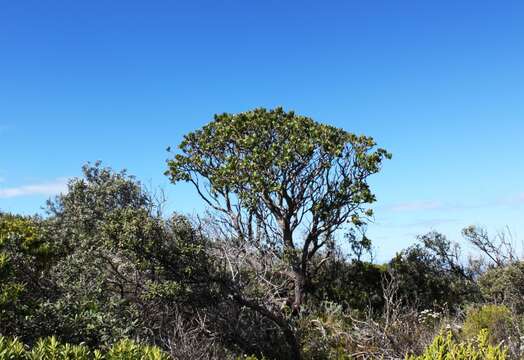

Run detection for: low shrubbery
[[462, 305, 515, 344], [407, 330, 508, 360], [1, 150, 523, 359], [0, 336, 168, 359], [479, 262, 524, 313]]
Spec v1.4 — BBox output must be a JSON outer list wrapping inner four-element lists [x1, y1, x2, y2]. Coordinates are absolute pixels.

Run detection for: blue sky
[[1, 0, 523, 261]]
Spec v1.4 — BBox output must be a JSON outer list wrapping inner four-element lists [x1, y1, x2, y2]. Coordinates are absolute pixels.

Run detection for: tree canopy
[[166, 107, 390, 348]]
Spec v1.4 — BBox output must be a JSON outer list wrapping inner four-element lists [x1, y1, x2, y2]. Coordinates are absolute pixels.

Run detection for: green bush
[[298, 302, 351, 360], [389, 232, 479, 310], [479, 262, 524, 313], [0, 336, 169, 359], [0, 337, 25, 359], [0, 213, 56, 338], [312, 260, 386, 312], [462, 304, 516, 345], [406, 330, 507, 360]]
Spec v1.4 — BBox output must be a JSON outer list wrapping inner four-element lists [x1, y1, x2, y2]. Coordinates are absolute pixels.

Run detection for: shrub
[[312, 259, 386, 313], [106, 338, 169, 360], [479, 262, 524, 313], [462, 304, 516, 346], [0, 336, 25, 359], [389, 232, 478, 310], [298, 302, 351, 360], [0, 213, 55, 337], [0, 336, 169, 359], [406, 330, 508, 360]]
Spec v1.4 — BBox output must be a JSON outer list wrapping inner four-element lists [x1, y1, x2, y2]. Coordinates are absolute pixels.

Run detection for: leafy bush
[[312, 259, 386, 313], [390, 232, 478, 310], [298, 302, 351, 360], [0, 336, 25, 359], [406, 330, 508, 360], [462, 305, 516, 346], [0, 336, 169, 359], [0, 213, 55, 337], [479, 262, 524, 313]]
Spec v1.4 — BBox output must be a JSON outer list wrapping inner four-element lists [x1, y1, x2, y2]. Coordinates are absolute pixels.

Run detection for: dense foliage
[[0, 108, 521, 359], [406, 330, 508, 360], [0, 336, 169, 360]]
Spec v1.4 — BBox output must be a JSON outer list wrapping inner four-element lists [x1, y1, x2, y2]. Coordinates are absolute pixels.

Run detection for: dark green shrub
[[312, 259, 386, 312], [479, 262, 524, 313], [390, 233, 478, 310]]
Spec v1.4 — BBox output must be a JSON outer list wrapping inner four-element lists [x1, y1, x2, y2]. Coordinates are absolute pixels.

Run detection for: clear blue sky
[[1, 0, 523, 261]]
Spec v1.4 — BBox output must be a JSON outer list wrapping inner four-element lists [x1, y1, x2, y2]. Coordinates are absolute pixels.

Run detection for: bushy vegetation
[[406, 330, 508, 360], [462, 305, 517, 347], [0, 108, 521, 359], [0, 336, 169, 359]]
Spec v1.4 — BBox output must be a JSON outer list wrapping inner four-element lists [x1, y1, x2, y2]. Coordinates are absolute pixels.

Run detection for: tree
[[166, 107, 390, 358]]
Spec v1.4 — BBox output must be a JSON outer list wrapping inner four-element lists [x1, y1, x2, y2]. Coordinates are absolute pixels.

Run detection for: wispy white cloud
[[383, 192, 524, 216], [496, 192, 524, 206], [404, 218, 459, 227], [374, 217, 458, 229], [0, 178, 69, 198], [388, 201, 443, 212], [513, 193, 524, 203]]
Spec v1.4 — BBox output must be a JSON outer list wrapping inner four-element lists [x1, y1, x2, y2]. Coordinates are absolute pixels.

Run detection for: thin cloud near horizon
[[387, 201, 443, 212], [509, 192, 524, 204], [0, 178, 69, 199], [385, 192, 524, 214]]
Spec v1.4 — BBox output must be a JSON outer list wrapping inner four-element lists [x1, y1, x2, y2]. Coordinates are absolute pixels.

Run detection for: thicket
[[0, 108, 521, 359]]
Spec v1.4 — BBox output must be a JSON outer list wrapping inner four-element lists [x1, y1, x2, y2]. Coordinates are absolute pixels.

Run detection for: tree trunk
[[283, 325, 301, 360], [232, 292, 302, 360], [278, 219, 303, 359], [292, 268, 306, 314]]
